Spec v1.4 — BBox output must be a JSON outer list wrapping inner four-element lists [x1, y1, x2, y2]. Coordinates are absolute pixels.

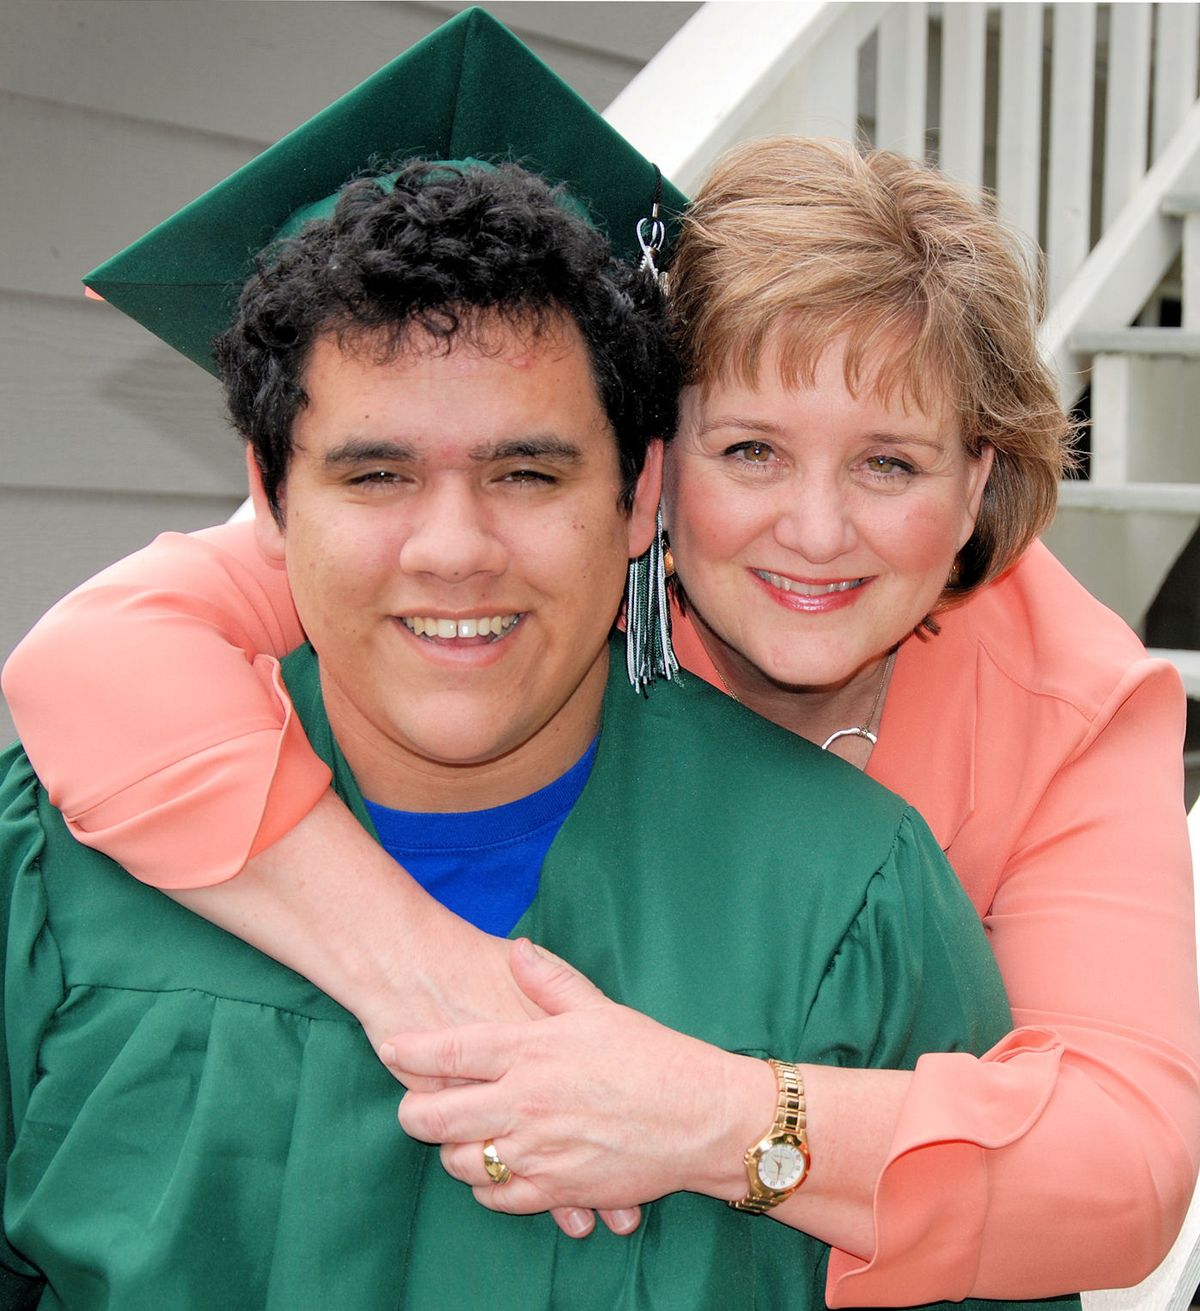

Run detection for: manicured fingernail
[[564, 1209, 591, 1237], [379, 1043, 396, 1065], [516, 937, 542, 961], [610, 1209, 640, 1233]]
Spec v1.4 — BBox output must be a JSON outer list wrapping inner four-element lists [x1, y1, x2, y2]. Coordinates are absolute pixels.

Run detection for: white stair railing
[[608, 2, 1200, 396], [604, 2, 876, 193], [1042, 103, 1200, 412]]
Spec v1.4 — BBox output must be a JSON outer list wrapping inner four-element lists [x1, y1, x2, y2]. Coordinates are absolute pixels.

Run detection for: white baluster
[[1047, 2, 1098, 303], [790, 3, 888, 141], [1178, 208, 1200, 333], [876, 2, 928, 159], [997, 2, 1045, 241], [1102, 3, 1152, 228], [1153, 2, 1200, 162], [938, 1, 988, 190]]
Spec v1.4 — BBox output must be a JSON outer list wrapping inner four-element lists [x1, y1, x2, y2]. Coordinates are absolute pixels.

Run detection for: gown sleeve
[[0, 746, 57, 1308], [0, 522, 329, 888], [827, 655, 1200, 1304]]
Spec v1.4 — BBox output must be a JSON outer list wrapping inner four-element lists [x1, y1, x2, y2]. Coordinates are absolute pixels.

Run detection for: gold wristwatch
[[728, 1059, 810, 1214]]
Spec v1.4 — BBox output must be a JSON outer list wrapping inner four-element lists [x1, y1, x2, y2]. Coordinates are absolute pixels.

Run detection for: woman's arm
[[2, 521, 315, 885], [825, 658, 1200, 1305]]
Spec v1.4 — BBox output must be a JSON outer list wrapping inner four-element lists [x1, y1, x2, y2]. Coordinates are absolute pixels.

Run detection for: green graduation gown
[[0, 641, 1079, 1310]]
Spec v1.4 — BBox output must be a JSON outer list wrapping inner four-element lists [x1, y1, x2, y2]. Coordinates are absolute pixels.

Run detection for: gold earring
[[947, 556, 962, 587]]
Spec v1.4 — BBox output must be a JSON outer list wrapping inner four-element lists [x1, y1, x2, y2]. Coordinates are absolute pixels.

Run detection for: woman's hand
[[384, 938, 771, 1222]]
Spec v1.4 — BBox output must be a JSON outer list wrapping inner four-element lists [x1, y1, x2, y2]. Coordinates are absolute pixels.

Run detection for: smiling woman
[[664, 332, 993, 750], [659, 139, 1199, 1300], [3, 133, 1197, 1308]]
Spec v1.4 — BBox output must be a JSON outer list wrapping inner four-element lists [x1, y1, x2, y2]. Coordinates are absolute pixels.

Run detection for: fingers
[[399, 1082, 509, 1147], [378, 939, 604, 1082], [437, 1137, 553, 1216], [598, 1207, 642, 1235], [380, 1020, 516, 1085], [469, 1177, 556, 1217], [509, 938, 607, 1017], [383, 1070, 451, 1094], [437, 1139, 622, 1240], [439, 1137, 493, 1185], [553, 1207, 596, 1238]]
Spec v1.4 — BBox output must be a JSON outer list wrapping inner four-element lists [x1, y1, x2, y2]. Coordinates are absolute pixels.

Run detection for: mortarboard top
[[84, 6, 687, 376]]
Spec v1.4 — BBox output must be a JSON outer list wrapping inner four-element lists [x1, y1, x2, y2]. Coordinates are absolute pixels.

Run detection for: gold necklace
[[714, 650, 896, 753]]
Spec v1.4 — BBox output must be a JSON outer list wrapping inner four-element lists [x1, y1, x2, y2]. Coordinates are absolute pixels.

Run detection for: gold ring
[[482, 1139, 512, 1185]]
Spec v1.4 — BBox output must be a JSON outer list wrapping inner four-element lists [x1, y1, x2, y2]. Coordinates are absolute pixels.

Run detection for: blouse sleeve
[[0, 521, 329, 889], [827, 658, 1200, 1304]]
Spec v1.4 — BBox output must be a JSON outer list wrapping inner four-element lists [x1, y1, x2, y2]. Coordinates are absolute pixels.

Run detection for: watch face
[[757, 1141, 807, 1192]]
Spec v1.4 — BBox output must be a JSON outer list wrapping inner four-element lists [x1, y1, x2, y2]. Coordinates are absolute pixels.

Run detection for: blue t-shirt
[[363, 740, 598, 935]]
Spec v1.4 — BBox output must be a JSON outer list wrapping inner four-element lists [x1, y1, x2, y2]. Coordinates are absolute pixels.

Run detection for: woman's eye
[[863, 455, 915, 477], [727, 440, 775, 463]]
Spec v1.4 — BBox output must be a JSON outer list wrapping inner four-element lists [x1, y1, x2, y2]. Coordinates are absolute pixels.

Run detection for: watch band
[[729, 1058, 810, 1214], [771, 1059, 805, 1137]]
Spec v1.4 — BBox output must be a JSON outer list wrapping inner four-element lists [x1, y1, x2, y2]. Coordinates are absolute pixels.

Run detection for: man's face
[[253, 315, 661, 811]]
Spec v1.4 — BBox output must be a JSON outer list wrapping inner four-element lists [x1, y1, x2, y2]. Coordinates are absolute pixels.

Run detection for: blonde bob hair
[[669, 137, 1072, 601]]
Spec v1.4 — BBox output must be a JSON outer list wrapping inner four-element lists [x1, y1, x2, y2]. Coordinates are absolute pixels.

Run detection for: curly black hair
[[215, 161, 679, 520]]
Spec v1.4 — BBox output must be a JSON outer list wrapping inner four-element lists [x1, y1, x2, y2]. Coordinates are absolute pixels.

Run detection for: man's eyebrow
[[472, 438, 583, 464], [318, 437, 585, 467], [322, 439, 420, 466]]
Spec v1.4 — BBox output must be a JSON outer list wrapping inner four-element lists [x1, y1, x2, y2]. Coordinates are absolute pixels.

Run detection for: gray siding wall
[[0, 0, 697, 742]]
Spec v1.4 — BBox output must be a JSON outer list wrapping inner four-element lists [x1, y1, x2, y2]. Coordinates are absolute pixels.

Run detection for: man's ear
[[626, 439, 664, 559], [246, 446, 286, 564]]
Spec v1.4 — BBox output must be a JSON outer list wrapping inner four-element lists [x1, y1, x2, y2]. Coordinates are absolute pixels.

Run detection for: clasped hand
[[381, 938, 764, 1236]]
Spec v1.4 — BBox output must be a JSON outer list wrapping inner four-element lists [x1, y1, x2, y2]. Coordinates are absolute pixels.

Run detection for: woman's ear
[[245, 446, 286, 564], [959, 443, 996, 549]]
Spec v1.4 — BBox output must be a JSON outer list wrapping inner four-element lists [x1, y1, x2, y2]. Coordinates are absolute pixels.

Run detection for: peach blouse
[[3, 522, 1198, 1303]]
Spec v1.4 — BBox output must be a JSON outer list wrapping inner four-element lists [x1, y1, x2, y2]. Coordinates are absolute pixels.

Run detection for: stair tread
[[1162, 191, 1200, 217], [1057, 481, 1200, 512], [1071, 328, 1200, 356]]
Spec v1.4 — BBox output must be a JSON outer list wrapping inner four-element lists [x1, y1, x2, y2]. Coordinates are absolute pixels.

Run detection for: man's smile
[[400, 613, 523, 642]]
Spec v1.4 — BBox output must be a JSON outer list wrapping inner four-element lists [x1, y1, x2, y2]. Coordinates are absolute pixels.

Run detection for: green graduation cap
[[84, 6, 687, 375]]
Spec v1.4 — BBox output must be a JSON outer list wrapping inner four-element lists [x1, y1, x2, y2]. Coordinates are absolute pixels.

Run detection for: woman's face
[[664, 333, 994, 692]]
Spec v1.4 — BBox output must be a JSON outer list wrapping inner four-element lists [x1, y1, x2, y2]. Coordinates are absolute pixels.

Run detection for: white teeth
[[401, 614, 520, 641], [756, 571, 863, 596]]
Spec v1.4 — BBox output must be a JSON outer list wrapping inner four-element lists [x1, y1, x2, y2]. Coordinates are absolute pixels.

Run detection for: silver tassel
[[625, 507, 679, 692]]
